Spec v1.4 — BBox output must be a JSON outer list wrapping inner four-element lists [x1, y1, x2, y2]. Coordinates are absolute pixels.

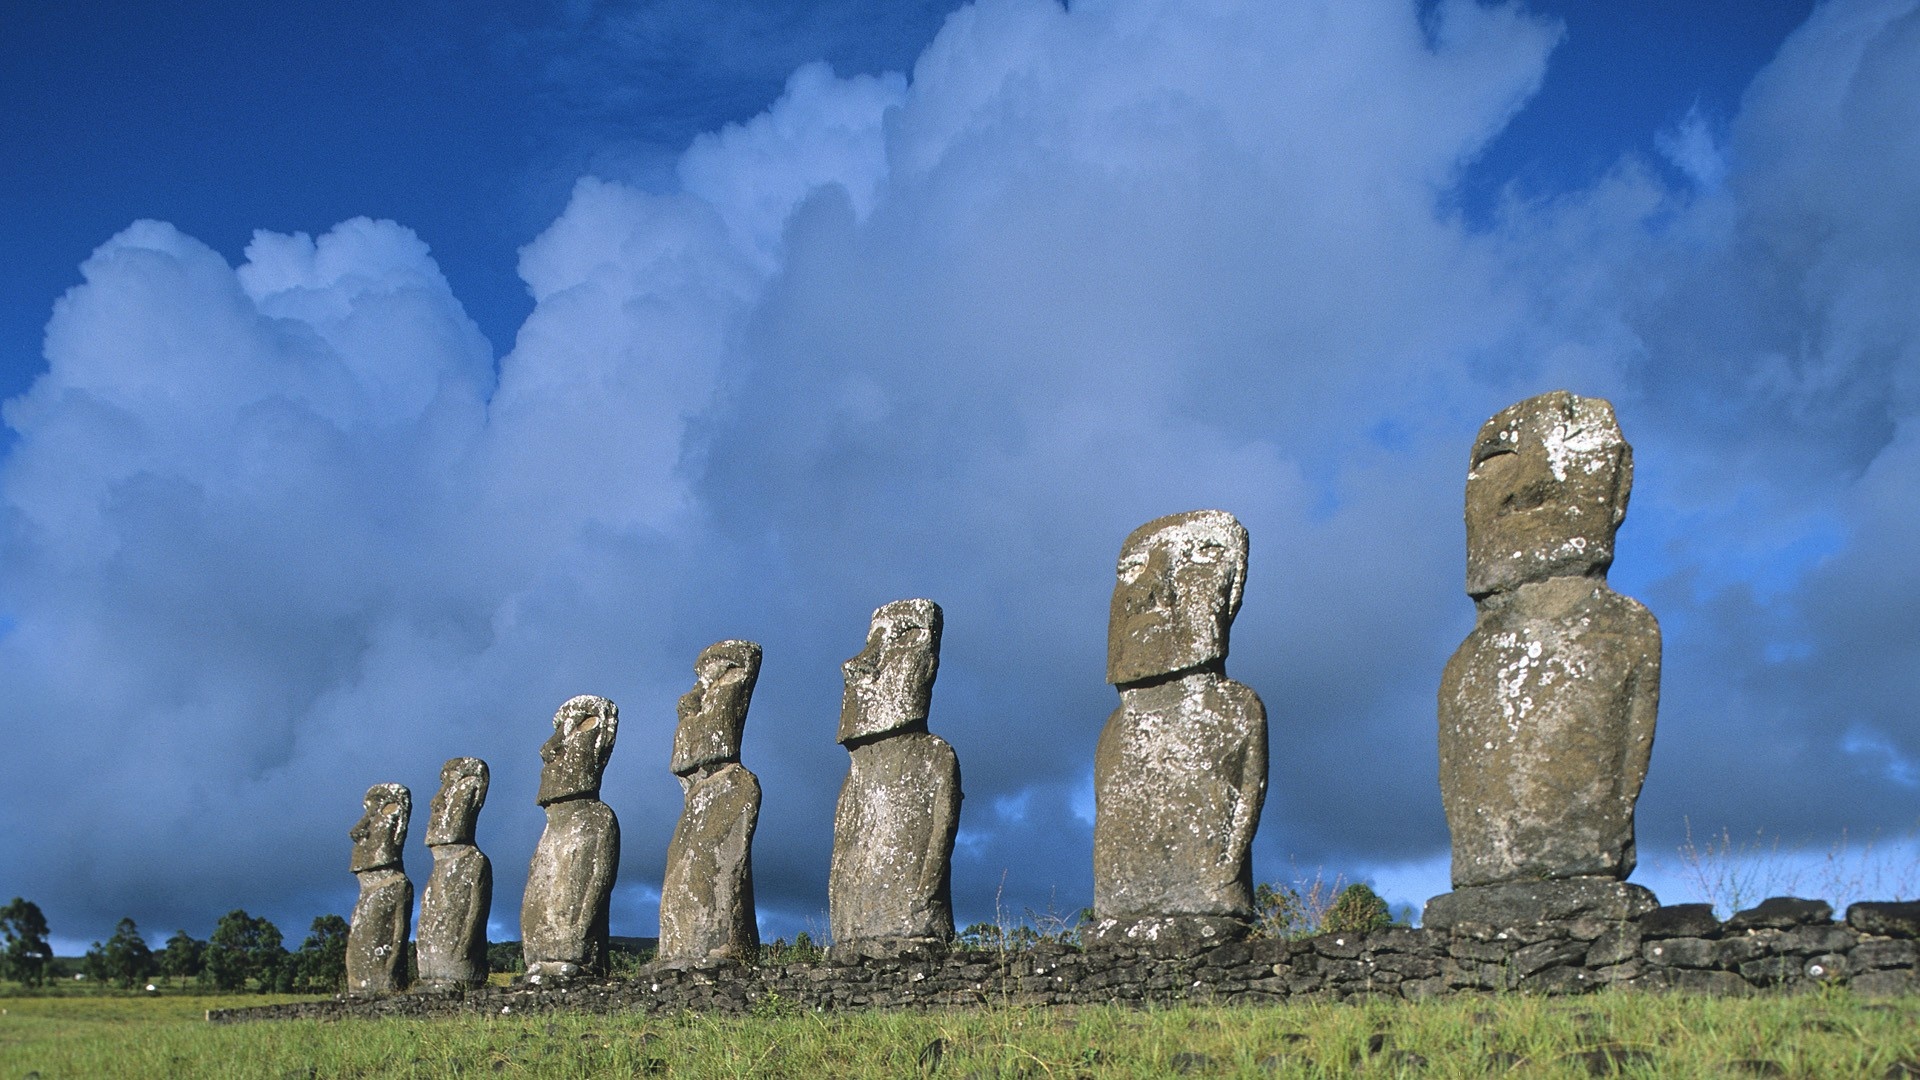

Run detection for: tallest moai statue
[[1426, 391, 1663, 929]]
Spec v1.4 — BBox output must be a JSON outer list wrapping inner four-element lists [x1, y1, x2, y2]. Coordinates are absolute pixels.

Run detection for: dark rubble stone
[[1636, 904, 1721, 939], [1849, 901, 1920, 939], [1725, 897, 1833, 932]]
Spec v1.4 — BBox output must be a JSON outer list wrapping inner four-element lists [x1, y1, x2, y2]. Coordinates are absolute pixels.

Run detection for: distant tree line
[[0, 897, 350, 994]]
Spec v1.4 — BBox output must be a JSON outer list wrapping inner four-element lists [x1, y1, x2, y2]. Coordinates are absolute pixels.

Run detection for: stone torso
[[417, 845, 492, 987], [829, 732, 961, 946], [1439, 578, 1660, 887], [659, 763, 761, 962], [522, 798, 620, 975], [1093, 671, 1266, 920], [346, 868, 412, 994]]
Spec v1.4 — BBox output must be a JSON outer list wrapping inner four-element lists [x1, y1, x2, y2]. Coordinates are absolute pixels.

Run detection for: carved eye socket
[[1471, 438, 1517, 469], [1189, 542, 1222, 564]]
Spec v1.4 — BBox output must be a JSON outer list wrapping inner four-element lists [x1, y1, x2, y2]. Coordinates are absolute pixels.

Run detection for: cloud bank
[[4, 0, 1918, 947]]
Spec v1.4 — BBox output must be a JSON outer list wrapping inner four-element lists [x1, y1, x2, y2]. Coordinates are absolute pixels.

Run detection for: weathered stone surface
[[1848, 901, 1920, 938], [659, 641, 764, 964], [1438, 392, 1660, 890], [346, 783, 412, 995], [523, 696, 621, 982], [672, 640, 762, 775], [417, 757, 492, 989], [1637, 903, 1721, 939], [660, 764, 761, 962], [1725, 896, 1832, 931], [1422, 878, 1657, 931], [838, 599, 942, 744], [829, 601, 961, 951], [1094, 511, 1265, 945]]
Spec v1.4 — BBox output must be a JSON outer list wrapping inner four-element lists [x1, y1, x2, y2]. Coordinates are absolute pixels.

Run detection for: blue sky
[[5, 0, 1917, 954]]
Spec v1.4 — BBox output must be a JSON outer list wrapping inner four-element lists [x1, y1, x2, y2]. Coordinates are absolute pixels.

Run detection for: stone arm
[[1617, 611, 1662, 807], [920, 737, 963, 903], [1225, 682, 1268, 870]]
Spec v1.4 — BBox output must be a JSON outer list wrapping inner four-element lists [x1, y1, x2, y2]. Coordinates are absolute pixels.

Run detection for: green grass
[[1, 989, 1915, 1078]]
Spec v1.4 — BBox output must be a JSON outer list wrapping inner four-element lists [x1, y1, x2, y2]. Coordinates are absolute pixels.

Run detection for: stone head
[[1107, 509, 1249, 686], [672, 639, 763, 776], [838, 598, 943, 744], [1465, 391, 1633, 598], [536, 695, 620, 806], [349, 782, 411, 873], [425, 756, 489, 846]]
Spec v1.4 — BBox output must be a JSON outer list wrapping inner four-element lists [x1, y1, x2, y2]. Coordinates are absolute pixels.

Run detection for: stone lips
[[418, 756, 492, 989], [658, 762, 761, 962], [1437, 391, 1660, 894], [829, 731, 963, 949], [1094, 509, 1266, 945], [838, 599, 942, 744], [672, 640, 762, 776]]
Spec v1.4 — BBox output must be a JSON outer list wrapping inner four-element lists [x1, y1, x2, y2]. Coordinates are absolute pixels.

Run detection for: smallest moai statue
[[828, 599, 963, 957], [522, 695, 621, 983], [657, 640, 764, 964], [346, 783, 413, 995], [415, 757, 493, 990]]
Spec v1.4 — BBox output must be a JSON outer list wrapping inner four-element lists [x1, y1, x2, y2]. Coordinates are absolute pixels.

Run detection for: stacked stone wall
[[209, 899, 1919, 1024]]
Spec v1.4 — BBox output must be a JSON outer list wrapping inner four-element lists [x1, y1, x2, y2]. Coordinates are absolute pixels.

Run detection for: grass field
[[2, 988, 1917, 1079]]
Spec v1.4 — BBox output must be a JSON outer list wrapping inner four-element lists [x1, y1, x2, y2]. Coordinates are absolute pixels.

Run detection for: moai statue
[[657, 640, 764, 964], [346, 782, 413, 995], [1091, 510, 1267, 948], [1424, 391, 1662, 930], [416, 757, 493, 989], [828, 599, 962, 956], [521, 695, 621, 982]]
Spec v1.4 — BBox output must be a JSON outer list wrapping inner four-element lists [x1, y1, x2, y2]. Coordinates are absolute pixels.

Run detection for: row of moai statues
[[344, 389, 1661, 991]]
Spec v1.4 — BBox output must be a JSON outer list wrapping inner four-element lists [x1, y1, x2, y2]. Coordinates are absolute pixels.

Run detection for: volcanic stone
[[346, 782, 413, 995], [417, 757, 492, 989], [1437, 392, 1661, 892], [1421, 878, 1657, 931], [1725, 896, 1832, 931], [659, 640, 763, 964], [1637, 903, 1721, 939], [829, 600, 961, 951], [1847, 901, 1920, 939], [522, 695, 621, 982], [1093, 511, 1266, 945]]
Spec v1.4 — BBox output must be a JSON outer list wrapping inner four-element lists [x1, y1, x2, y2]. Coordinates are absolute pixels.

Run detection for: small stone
[[1564, 1046, 1656, 1076], [1093, 511, 1265, 945], [346, 783, 413, 995], [1169, 1051, 1214, 1073], [1637, 904, 1721, 939], [1849, 901, 1920, 938], [1725, 897, 1832, 931]]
